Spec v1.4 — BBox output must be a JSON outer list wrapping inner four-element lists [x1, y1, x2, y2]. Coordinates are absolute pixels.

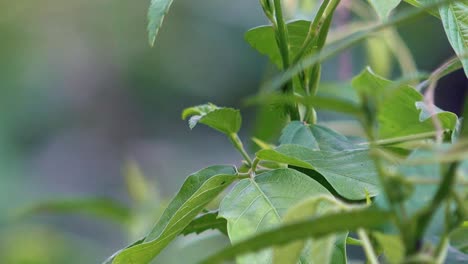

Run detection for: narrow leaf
[[19, 198, 131, 225], [108, 165, 238, 264], [148, 0, 175, 46]]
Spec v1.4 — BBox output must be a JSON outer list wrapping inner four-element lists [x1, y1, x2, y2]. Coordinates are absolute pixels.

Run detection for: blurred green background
[[0, 0, 466, 263]]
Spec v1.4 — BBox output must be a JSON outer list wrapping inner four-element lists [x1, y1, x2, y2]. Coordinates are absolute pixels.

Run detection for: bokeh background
[[0, 0, 466, 263]]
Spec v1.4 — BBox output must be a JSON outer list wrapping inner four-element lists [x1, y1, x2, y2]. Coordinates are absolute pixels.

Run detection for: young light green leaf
[[200, 209, 391, 264], [352, 68, 458, 139], [273, 195, 344, 264], [373, 232, 405, 264], [182, 104, 242, 135], [219, 168, 332, 263], [368, 0, 402, 20], [181, 211, 228, 236], [18, 198, 131, 225], [439, 1, 468, 77], [245, 20, 311, 69], [148, 0, 174, 46], [108, 165, 238, 264], [257, 145, 380, 200], [279, 121, 361, 151]]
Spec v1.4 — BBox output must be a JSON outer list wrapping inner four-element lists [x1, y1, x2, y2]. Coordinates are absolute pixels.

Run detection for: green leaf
[[257, 145, 380, 200], [450, 226, 468, 253], [200, 209, 391, 264], [108, 165, 238, 264], [439, 1, 468, 77], [19, 198, 131, 225], [147, 0, 174, 46], [182, 104, 242, 135], [373, 232, 405, 264], [352, 68, 458, 139], [219, 168, 332, 263], [368, 0, 402, 20], [181, 211, 228, 236], [279, 121, 360, 151], [403, 0, 441, 18], [245, 20, 311, 69], [273, 195, 345, 264]]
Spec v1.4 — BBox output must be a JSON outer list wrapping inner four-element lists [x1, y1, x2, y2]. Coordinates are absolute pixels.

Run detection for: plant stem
[[272, 0, 300, 120], [273, 0, 290, 70], [358, 130, 443, 146], [229, 133, 253, 167], [357, 229, 379, 264]]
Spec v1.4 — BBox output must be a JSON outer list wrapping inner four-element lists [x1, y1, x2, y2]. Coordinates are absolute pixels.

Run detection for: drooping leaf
[[181, 211, 228, 236], [257, 145, 380, 200], [352, 68, 458, 139], [182, 104, 242, 135], [273, 195, 345, 264], [147, 0, 175, 46], [279, 121, 361, 151], [219, 168, 332, 263], [108, 165, 238, 264], [19, 198, 131, 225], [439, 1, 468, 77], [200, 209, 391, 264], [245, 20, 311, 69], [368, 0, 402, 20]]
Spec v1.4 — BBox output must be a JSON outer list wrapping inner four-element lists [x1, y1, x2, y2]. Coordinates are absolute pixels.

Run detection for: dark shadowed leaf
[[181, 211, 228, 236], [257, 145, 380, 200]]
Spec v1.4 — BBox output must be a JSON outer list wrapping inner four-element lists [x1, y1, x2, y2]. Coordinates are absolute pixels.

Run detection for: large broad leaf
[[181, 211, 227, 236], [257, 145, 380, 200], [200, 209, 391, 264], [273, 196, 347, 264], [107, 165, 238, 264], [439, 1, 468, 77], [368, 0, 402, 20], [147, 0, 174, 46], [245, 20, 311, 69], [219, 168, 332, 263], [182, 103, 242, 135], [279, 121, 362, 151], [352, 68, 458, 139]]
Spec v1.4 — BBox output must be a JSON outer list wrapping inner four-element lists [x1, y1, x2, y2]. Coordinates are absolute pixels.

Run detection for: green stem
[[273, 0, 290, 70], [357, 229, 379, 264], [358, 130, 443, 147], [272, 0, 300, 120], [229, 133, 253, 167]]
